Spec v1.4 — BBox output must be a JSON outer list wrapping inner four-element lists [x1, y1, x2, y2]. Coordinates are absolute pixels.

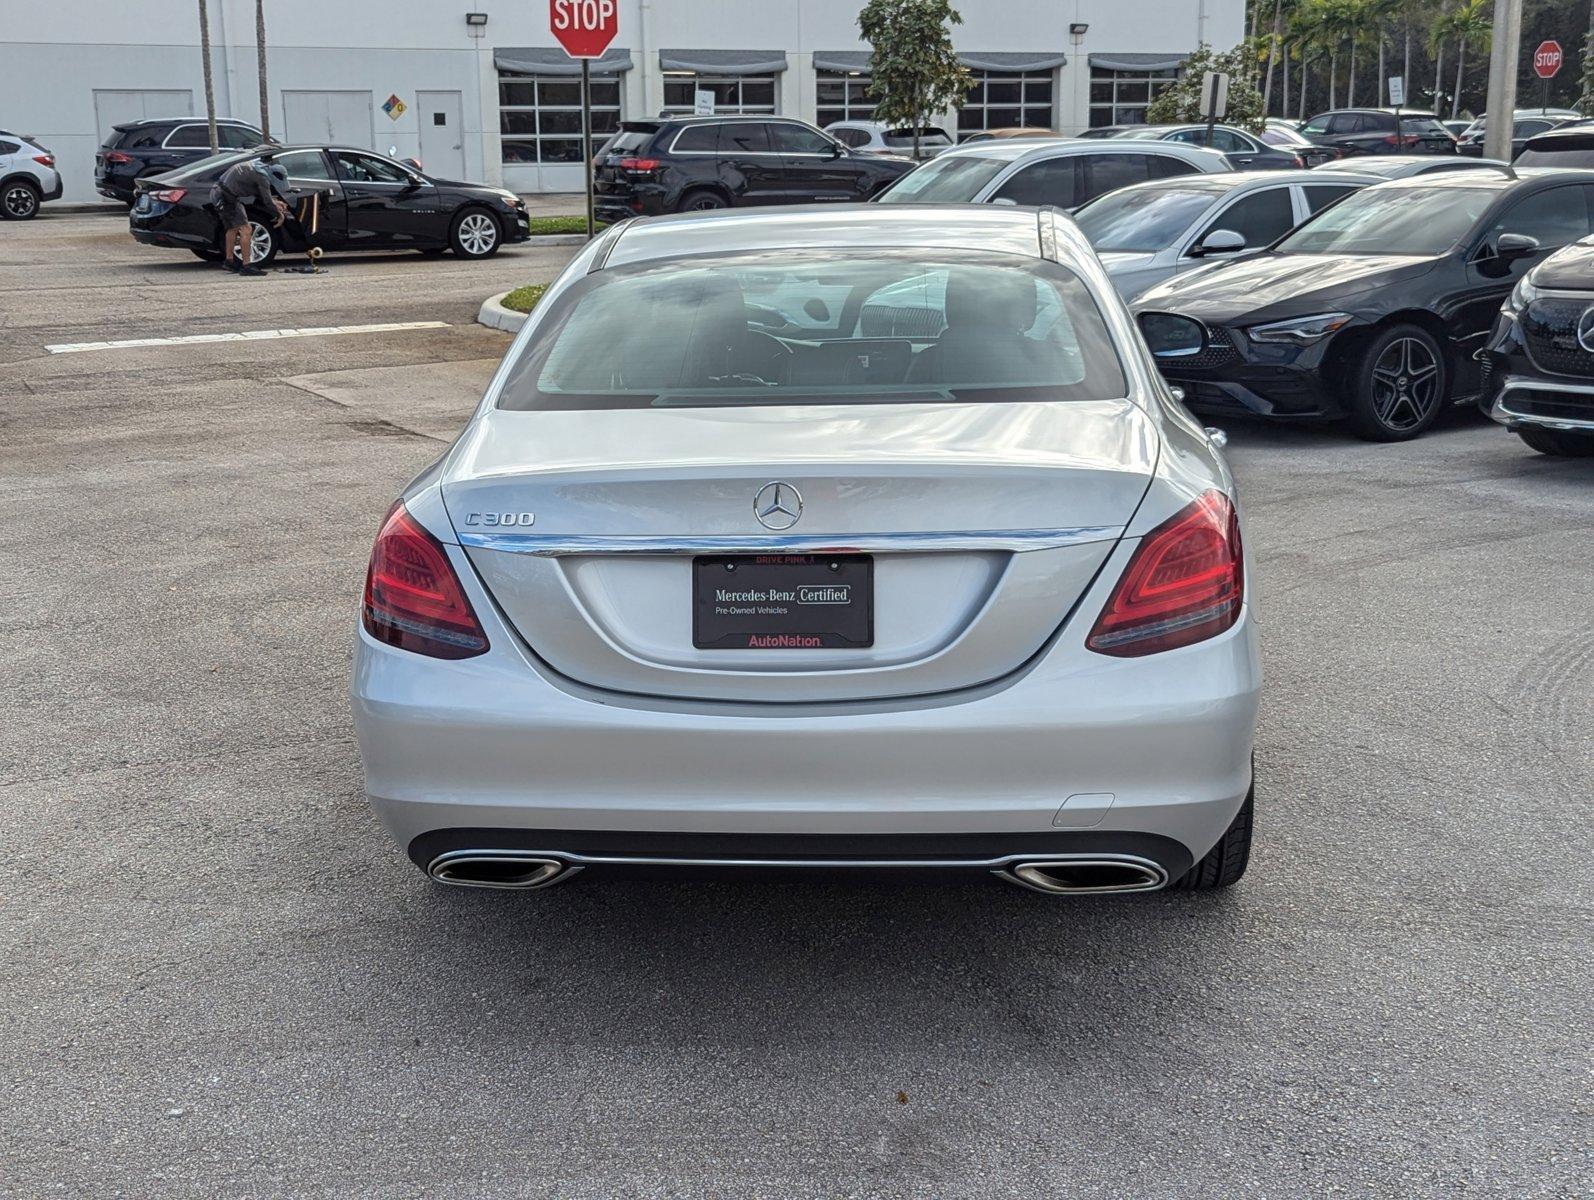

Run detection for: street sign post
[[549, 0, 620, 237], [1199, 71, 1230, 148], [1388, 76, 1404, 146], [1533, 39, 1563, 115]]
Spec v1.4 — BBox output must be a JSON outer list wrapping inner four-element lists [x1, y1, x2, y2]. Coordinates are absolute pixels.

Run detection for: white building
[[2, 0, 1243, 203]]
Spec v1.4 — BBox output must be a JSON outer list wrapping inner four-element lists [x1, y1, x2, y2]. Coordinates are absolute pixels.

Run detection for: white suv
[[0, 129, 62, 219]]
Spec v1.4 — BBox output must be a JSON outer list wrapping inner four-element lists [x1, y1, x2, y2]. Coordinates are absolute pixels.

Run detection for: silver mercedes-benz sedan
[[350, 204, 1261, 896]]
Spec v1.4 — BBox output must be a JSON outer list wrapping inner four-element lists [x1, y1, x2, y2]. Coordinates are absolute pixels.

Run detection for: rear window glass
[[1517, 143, 1594, 168], [874, 155, 1010, 202], [607, 128, 656, 154], [498, 251, 1127, 411]]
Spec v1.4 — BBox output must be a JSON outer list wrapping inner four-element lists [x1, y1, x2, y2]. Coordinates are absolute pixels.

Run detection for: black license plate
[[693, 554, 873, 650]]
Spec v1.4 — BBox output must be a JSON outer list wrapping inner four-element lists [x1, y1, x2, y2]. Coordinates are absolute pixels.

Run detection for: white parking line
[[44, 321, 451, 355]]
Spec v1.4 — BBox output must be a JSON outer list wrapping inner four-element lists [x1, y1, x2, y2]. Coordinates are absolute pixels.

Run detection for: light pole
[[1482, 0, 1524, 163]]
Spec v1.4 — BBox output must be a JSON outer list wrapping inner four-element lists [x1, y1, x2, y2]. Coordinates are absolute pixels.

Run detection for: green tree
[[857, 0, 970, 158], [1433, 0, 1490, 118], [1144, 43, 1267, 132]]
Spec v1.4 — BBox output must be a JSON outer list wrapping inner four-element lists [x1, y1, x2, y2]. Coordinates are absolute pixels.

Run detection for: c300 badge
[[464, 512, 535, 527]]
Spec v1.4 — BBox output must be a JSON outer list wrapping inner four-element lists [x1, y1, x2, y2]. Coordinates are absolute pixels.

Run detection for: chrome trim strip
[[1492, 377, 1594, 432], [456, 526, 1123, 556], [429, 847, 1167, 887]]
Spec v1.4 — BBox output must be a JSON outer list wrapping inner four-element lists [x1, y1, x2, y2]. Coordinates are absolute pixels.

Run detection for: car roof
[[1369, 168, 1594, 194], [1310, 106, 1441, 117], [115, 116, 257, 129], [602, 204, 1053, 268], [934, 137, 1229, 167], [1090, 168, 1375, 203], [1521, 125, 1594, 147]]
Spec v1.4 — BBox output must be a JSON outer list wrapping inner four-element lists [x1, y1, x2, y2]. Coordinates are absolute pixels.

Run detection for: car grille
[[1521, 298, 1594, 378], [1502, 386, 1594, 422], [1176, 326, 1242, 370]]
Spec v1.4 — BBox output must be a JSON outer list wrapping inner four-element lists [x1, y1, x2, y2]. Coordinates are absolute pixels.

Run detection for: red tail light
[[33, 154, 55, 168], [363, 503, 489, 659], [104, 151, 132, 164], [1087, 490, 1244, 657], [1383, 134, 1420, 147], [619, 156, 660, 172], [150, 188, 187, 202], [1291, 153, 1305, 168]]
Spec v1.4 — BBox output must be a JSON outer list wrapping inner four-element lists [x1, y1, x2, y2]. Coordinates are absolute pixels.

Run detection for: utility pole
[[198, 0, 218, 154], [1483, 0, 1524, 162], [256, 0, 270, 139]]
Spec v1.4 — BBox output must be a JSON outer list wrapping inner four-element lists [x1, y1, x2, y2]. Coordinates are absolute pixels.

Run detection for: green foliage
[[1144, 44, 1268, 132], [858, 0, 971, 154], [501, 284, 548, 314], [527, 215, 595, 236]]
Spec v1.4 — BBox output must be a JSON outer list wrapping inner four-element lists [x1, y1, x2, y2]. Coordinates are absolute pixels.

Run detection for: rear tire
[[450, 207, 501, 258], [1171, 784, 1253, 890], [1, 179, 41, 220], [1344, 323, 1447, 441], [677, 187, 728, 213], [1518, 426, 1594, 456]]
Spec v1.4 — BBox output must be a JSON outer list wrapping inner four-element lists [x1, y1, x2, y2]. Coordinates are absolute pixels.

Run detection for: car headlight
[[1505, 275, 1540, 313], [1246, 312, 1354, 345]]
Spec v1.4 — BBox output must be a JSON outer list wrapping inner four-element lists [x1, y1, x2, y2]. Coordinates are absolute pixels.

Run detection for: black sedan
[[592, 116, 914, 221], [1132, 170, 1594, 440], [129, 145, 530, 265], [1477, 235, 1594, 456]]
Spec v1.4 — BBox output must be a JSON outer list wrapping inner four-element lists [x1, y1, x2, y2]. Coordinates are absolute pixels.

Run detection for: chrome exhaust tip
[[1002, 856, 1166, 895], [427, 851, 577, 890]]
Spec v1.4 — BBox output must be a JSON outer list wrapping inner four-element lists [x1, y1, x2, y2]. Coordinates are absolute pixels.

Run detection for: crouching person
[[212, 159, 290, 276]]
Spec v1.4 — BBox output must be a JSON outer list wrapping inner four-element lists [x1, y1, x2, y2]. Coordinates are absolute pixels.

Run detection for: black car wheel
[[1, 179, 41, 220], [1517, 426, 1594, 456], [1347, 324, 1447, 441], [450, 208, 501, 258], [1170, 783, 1253, 890], [677, 188, 728, 212]]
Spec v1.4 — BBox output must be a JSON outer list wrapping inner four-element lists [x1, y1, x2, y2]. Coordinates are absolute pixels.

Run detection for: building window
[[958, 70, 1054, 137], [662, 74, 776, 114], [499, 73, 621, 164], [1088, 66, 1178, 128], [816, 70, 874, 126]]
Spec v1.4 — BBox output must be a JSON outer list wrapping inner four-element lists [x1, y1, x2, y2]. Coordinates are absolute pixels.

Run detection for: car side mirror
[[1190, 228, 1246, 257], [1496, 232, 1540, 261], [827, 143, 843, 158]]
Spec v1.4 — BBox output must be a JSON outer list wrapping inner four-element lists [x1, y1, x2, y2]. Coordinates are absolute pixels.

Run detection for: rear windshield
[[1517, 143, 1594, 168], [1275, 184, 1495, 255], [883, 127, 951, 144], [606, 126, 657, 154], [497, 251, 1127, 411], [874, 155, 1011, 202], [1399, 117, 1451, 136], [1075, 184, 1225, 251]]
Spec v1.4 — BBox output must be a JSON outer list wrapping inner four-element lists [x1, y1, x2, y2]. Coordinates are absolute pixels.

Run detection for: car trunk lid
[[443, 400, 1158, 703]]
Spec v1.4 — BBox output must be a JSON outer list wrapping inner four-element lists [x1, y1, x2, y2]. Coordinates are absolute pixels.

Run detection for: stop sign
[[1534, 40, 1563, 79], [550, 0, 618, 58]]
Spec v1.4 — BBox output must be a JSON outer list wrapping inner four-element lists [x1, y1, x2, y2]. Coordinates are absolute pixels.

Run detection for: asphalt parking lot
[[2, 211, 1590, 1198]]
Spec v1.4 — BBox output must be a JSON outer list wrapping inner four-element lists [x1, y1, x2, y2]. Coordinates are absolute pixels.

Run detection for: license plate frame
[[692, 553, 874, 650]]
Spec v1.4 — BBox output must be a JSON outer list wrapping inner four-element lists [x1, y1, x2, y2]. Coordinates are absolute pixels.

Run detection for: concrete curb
[[528, 233, 588, 246], [477, 291, 528, 333]]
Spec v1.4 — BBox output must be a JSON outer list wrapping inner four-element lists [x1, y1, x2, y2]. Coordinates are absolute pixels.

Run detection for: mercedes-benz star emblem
[[1577, 307, 1594, 354], [753, 481, 803, 531]]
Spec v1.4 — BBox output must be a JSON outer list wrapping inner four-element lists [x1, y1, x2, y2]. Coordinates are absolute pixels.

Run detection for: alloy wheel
[[249, 221, 273, 263], [457, 212, 497, 255], [1370, 336, 1441, 433], [4, 185, 38, 218]]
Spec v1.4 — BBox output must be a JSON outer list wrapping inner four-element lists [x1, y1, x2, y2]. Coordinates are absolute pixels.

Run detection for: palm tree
[[1365, 0, 1404, 104], [1263, 0, 1286, 113], [1429, 0, 1449, 114], [197, 0, 218, 154], [1437, 0, 1491, 119], [255, 0, 270, 139]]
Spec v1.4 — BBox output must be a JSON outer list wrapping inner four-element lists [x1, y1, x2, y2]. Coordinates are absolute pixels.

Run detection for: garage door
[[282, 91, 374, 149], [93, 90, 194, 142]]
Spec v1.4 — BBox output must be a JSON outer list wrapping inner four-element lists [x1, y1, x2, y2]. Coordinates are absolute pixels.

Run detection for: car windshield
[[1516, 144, 1594, 168], [1074, 184, 1224, 251], [1275, 184, 1496, 255], [874, 155, 1011, 202], [497, 250, 1127, 411], [1262, 126, 1309, 146]]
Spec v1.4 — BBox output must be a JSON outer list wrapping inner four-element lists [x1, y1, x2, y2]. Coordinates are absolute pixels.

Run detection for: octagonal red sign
[[1534, 40, 1563, 80], [550, 0, 619, 59]]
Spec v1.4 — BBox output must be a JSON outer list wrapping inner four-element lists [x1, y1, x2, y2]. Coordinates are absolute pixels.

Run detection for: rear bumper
[[352, 539, 1261, 876]]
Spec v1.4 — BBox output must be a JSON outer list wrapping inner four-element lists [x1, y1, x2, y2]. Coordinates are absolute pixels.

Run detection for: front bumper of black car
[[1478, 305, 1594, 434], [1138, 314, 1349, 420]]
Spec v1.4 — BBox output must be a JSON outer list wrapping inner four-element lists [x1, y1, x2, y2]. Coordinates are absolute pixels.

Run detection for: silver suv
[[0, 129, 62, 219]]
